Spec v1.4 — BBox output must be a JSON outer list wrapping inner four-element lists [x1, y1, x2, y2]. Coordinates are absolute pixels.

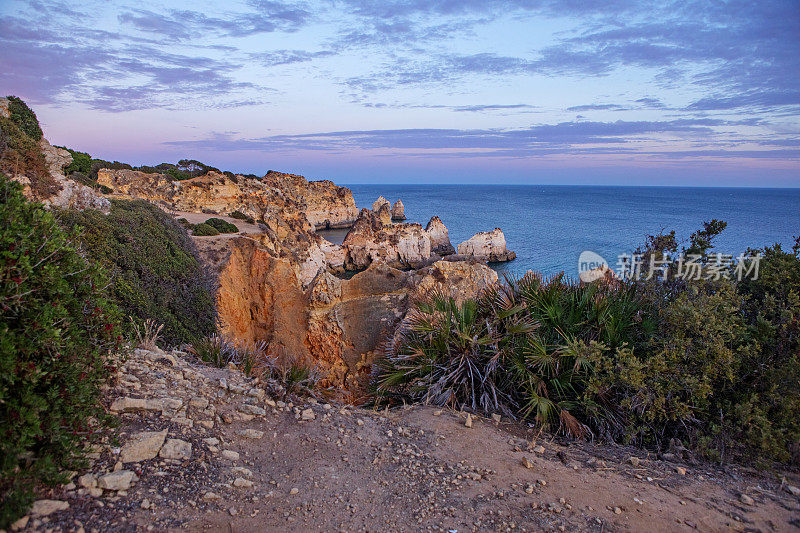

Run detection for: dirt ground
[[18, 348, 800, 533]]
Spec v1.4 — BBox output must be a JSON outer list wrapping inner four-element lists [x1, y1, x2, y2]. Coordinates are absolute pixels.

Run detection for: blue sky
[[1, 0, 799, 185]]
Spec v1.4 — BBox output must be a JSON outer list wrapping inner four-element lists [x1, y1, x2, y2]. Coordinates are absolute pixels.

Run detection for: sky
[[1, 0, 799, 186]]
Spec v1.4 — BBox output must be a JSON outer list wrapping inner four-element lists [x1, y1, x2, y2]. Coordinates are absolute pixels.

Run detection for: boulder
[[579, 264, 617, 284], [98, 470, 137, 491], [391, 200, 406, 221], [425, 216, 455, 256], [120, 429, 168, 463], [30, 499, 69, 516], [457, 228, 516, 262], [159, 439, 192, 460]]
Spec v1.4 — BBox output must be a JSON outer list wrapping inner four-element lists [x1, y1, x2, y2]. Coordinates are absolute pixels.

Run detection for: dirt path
[[17, 349, 800, 533]]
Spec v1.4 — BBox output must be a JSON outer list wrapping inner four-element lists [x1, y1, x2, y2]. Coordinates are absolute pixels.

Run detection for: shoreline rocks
[[457, 228, 516, 263]]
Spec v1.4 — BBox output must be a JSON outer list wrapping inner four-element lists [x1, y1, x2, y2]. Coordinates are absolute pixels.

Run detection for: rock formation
[[391, 200, 406, 221], [457, 228, 516, 262], [372, 196, 390, 212], [579, 264, 617, 284], [215, 243, 498, 388], [98, 168, 358, 230], [425, 216, 455, 256], [342, 209, 432, 270]]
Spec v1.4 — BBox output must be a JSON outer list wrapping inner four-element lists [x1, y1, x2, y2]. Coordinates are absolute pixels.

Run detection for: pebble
[[221, 450, 240, 461], [740, 494, 754, 505], [465, 414, 473, 428], [290, 488, 299, 495]]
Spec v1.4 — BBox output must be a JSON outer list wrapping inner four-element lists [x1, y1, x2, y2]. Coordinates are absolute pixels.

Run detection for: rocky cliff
[[214, 238, 498, 389], [98, 168, 358, 231]]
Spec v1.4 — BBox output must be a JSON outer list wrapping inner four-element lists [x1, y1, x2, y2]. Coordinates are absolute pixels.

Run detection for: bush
[[204, 217, 238, 233], [376, 224, 800, 465], [6, 96, 42, 141], [230, 210, 254, 224], [0, 174, 120, 527], [62, 148, 92, 176], [191, 222, 220, 236], [58, 199, 217, 346]]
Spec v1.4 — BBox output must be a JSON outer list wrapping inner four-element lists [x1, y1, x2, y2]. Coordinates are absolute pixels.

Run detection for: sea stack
[[457, 228, 516, 262], [425, 216, 455, 256], [391, 200, 406, 221], [372, 196, 390, 212]]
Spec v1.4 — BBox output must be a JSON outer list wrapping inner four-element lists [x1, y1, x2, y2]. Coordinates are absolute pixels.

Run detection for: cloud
[[251, 49, 335, 66], [164, 118, 760, 155], [566, 104, 627, 112], [118, 4, 310, 40]]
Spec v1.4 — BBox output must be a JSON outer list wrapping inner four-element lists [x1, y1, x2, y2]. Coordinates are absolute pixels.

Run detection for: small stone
[[522, 457, 534, 469], [356, 419, 364, 426], [613, 506, 622, 515], [11, 515, 29, 530], [628, 456, 641, 467], [301, 408, 316, 421], [159, 439, 192, 460], [189, 397, 209, 409], [233, 477, 254, 488], [465, 413, 473, 428], [203, 437, 220, 446], [109, 397, 147, 413], [231, 466, 253, 477], [202, 492, 221, 501], [229, 507, 238, 516], [98, 470, 137, 491], [221, 450, 240, 461], [740, 493, 754, 505], [78, 473, 97, 489], [238, 404, 266, 416], [120, 430, 168, 463], [491, 414, 501, 423], [140, 499, 151, 510], [238, 429, 264, 439], [289, 488, 299, 495], [785, 485, 800, 496], [675, 466, 686, 476], [533, 445, 545, 454]]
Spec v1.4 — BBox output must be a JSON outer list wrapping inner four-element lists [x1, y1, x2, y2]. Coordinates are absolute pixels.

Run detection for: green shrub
[[204, 217, 238, 233], [62, 148, 93, 176], [58, 199, 216, 346], [230, 210, 254, 224], [0, 174, 120, 527], [6, 96, 42, 141], [191, 222, 220, 236]]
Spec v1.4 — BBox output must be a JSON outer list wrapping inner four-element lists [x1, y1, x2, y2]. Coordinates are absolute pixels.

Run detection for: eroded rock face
[[391, 200, 406, 221], [342, 209, 431, 270], [98, 168, 358, 230], [372, 196, 390, 212], [215, 235, 498, 389], [425, 216, 455, 256], [457, 228, 516, 262]]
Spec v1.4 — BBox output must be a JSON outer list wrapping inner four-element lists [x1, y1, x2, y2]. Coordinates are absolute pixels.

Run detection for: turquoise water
[[334, 185, 800, 276]]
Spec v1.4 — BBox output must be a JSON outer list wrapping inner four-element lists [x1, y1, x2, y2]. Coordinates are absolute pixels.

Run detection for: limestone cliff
[[342, 208, 432, 270], [214, 237, 498, 389], [98, 168, 357, 231]]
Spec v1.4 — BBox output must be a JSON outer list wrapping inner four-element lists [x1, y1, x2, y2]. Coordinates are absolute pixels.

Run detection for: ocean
[[320, 185, 800, 278]]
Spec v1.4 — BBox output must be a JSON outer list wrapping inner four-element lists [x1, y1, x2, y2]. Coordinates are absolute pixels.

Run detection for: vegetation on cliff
[[58, 199, 217, 345], [376, 223, 800, 465], [0, 174, 120, 527], [0, 96, 56, 198]]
